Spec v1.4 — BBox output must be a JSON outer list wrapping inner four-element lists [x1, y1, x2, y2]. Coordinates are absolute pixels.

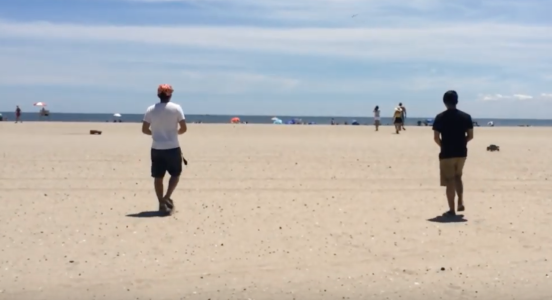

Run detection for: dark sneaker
[[166, 199, 175, 215], [158, 199, 174, 215], [166, 198, 174, 210], [158, 201, 170, 214], [442, 210, 456, 217]]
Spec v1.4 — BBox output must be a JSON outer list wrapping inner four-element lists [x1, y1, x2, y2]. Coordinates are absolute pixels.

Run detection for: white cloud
[[480, 94, 509, 101], [0, 44, 511, 94], [0, 0, 551, 116], [0, 19, 550, 67], [478, 93, 552, 102], [513, 94, 533, 100], [120, 0, 526, 20], [117, 0, 551, 36], [0, 54, 299, 94]]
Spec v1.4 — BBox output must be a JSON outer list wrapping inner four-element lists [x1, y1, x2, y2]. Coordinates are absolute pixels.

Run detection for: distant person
[[373, 105, 381, 131], [142, 84, 187, 215], [392, 106, 403, 134], [399, 102, 407, 130], [432, 90, 474, 217], [15, 106, 21, 123]]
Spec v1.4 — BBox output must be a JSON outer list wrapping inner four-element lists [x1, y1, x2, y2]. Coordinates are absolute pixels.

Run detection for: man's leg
[[163, 148, 184, 211], [455, 175, 463, 210], [164, 176, 180, 200], [445, 180, 456, 213], [151, 149, 169, 212], [440, 159, 456, 215], [154, 178, 164, 202], [455, 158, 467, 211]]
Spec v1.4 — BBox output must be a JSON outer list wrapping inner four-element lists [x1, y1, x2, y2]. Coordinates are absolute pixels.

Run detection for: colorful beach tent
[[271, 117, 283, 124]]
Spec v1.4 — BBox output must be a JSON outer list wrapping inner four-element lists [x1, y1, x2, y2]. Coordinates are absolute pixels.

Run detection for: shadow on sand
[[427, 214, 467, 223], [126, 211, 169, 218]]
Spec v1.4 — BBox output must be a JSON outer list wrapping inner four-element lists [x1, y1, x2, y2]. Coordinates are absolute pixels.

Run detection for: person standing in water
[[142, 84, 187, 215], [373, 106, 381, 131], [432, 90, 474, 216], [399, 102, 407, 130], [392, 106, 403, 134]]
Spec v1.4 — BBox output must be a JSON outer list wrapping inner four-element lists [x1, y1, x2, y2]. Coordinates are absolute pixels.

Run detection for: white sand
[[1, 122, 551, 300]]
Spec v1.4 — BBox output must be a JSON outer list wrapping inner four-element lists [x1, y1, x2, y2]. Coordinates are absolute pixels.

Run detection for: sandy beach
[[1, 122, 551, 300]]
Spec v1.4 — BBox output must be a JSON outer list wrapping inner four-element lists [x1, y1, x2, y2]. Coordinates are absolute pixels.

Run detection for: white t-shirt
[[143, 102, 185, 150], [374, 110, 380, 120]]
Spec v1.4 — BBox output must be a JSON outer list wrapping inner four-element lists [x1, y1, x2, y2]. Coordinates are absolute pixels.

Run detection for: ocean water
[[0, 112, 550, 127]]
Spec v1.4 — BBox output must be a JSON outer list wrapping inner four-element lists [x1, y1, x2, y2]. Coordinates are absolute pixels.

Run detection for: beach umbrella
[[114, 113, 122, 118], [230, 117, 240, 123], [273, 119, 283, 124], [271, 117, 279, 121], [33, 102, 47, 107]]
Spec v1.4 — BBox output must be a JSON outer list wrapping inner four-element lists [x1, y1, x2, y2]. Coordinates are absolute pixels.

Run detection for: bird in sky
[[351, 14, 358, 18]]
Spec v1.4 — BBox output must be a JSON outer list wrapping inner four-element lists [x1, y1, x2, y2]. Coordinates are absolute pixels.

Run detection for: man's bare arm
[[466, 129, 473, 142], [142, 121, 152, 135], [433, 130, 441, 147], [178, 120, 187, 135]]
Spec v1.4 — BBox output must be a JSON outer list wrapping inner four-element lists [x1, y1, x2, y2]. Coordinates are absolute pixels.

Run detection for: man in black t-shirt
[[432, 90, 474, 216]]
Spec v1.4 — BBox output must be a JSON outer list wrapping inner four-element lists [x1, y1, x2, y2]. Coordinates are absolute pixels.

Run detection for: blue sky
[[0, 0, 551, 118]]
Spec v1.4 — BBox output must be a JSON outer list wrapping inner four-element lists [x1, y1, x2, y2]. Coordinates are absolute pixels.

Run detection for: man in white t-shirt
[[142, 84, 187, 215]]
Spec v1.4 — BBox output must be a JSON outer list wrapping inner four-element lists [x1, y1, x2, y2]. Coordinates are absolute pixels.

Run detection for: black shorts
[[150, 147, 183, 178], [394, 117, 403, 124]]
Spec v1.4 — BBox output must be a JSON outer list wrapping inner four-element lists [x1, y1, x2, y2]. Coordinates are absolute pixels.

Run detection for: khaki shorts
[[440, 157, 466, 186]]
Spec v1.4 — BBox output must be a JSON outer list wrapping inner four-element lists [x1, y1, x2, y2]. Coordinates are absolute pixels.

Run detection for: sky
[[0, 0, 551, 118]]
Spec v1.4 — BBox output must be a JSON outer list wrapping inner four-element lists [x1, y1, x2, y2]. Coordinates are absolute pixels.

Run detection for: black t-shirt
[[432, 109, 473, 159]]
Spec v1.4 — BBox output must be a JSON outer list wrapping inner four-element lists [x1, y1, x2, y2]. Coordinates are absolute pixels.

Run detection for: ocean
[[0, 112, 550, 127]]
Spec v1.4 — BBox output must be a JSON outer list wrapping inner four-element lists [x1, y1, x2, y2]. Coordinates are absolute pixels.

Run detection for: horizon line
[[1, 111, 550, 121]]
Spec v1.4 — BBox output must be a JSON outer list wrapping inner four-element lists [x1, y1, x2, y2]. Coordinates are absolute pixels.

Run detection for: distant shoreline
[[0, 112, 546, 127], [1, 111, 550, 121]]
